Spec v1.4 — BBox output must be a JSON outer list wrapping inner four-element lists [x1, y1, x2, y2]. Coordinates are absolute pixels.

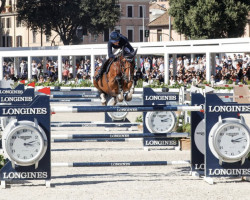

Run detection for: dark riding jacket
[[108, 34, 134, 59]]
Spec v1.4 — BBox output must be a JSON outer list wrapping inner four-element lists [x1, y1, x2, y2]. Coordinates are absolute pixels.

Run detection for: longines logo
[[145, 95, 177, 101], [209, 168, 250, 175], [3, 172, 48, 179], [0, 96, 33, 102], [0, 90, 23, 95], [145, 140, 177, 146], [208, 105, 250, 112], [226, 132, 239, 137], [2, 108, 47, 115], [196, 131, 204, 136]]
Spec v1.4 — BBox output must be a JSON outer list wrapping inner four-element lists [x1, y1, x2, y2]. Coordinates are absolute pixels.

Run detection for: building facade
[[0, 0, 150, 47]]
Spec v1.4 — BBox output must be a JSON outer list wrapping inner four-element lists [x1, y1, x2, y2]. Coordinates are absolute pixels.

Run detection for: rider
[[94, 31, 134, 81]]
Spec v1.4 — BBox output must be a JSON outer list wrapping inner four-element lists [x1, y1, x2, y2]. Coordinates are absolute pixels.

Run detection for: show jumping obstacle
[[51, 105, 202, 113], [0, 85, 200, 188], [51, 160, 190, 167]]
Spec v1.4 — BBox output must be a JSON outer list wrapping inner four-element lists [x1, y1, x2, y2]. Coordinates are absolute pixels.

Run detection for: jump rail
[[50, 98, 101, 102], [51, 105, 203, 113], [51, 132, 189, 140], [52, 160, 190, 167], [51, 122, 141, 128], [52, 138, 128, 143]]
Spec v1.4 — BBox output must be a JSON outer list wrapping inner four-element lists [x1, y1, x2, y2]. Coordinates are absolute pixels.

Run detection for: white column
[[172, 54, 177, 77], [206, 52, 211, 83], [58, 55, 62, 82], [0, 56, 3, 80], [71, 56, 76, 78], [43, 56, 47, 74], [90, 53, 95, 83], [14, 57, 19, 77], [211, 53, 216, 75], [27, 56, 32, 80], [164, 52, 169, 85], [136, 54, 140, 69], [191, 54, 195, 63]]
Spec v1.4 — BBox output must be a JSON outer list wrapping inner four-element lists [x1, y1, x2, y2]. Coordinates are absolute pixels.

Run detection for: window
[[139, 6, 144, 18], [16, 36, 22, 47], [157, 29, 162, 42], [16, 19, 21, 27], [103, 29, 109, 42], [6, 18, 11, 28], [33, 31, 37, 43], [9, 0, 12, 5], [127, 29, 133, 42], [46, 35, 50, 43], [7, 36, 12, 47], [2, 36, 5, 47], [127, 5, 133, 18], [1, 18, 5, 28], [140, 29, 143, 42]]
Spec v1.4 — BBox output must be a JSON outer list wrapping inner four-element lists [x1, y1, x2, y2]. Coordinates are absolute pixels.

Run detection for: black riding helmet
[[110, 31, 120, 43]]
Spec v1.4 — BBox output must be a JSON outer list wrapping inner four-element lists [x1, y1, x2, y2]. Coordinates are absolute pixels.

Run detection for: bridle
[[119, 56, 134, 83]]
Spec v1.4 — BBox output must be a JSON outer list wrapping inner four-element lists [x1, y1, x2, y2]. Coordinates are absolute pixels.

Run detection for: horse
[[93, 49, 137, 106]]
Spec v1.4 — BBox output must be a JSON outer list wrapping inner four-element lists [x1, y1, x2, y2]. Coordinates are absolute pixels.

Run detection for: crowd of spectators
[[2, 53, 250, 86], [135, 54, 250, 86]]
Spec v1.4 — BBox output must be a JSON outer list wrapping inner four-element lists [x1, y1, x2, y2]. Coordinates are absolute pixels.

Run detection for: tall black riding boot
[[94, 65, 106, 81]]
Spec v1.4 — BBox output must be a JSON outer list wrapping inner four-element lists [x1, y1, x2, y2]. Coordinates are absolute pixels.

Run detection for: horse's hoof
[[117, 95, 124, 102], [102, 102, 107, 106], [125, 94, 132, 101], [108, 98, 117, 106]]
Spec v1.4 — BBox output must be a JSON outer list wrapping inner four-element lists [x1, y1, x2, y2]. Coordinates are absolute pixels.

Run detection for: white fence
[[0, 37, 249, 84]]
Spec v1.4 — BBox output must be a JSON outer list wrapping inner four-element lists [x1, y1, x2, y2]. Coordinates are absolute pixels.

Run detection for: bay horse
[[93, 49, 137, 106]]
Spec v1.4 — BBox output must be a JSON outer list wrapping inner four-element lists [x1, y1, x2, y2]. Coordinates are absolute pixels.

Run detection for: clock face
[[214, 123, 250, 160], [194, 119, 205, 154], [146, 111, 176, 133], [6, 126, 44, 164], [107, 100, 128, 120]]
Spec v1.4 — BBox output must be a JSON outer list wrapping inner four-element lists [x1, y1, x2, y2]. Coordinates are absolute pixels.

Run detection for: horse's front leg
[[100, 93, 107, 106], [115, 76, 124, 102], [125, 81, 135, 101]]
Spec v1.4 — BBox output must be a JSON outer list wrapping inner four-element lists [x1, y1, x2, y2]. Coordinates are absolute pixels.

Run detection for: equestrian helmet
[[110, 31, 120, 43]]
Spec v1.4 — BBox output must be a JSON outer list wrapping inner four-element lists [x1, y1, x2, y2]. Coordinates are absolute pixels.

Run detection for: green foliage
[[135, 79, 144, 88], [176, 122, 191, 134], [34, 80, 93, 87], [135, 115, 143, 123], [16, 0, 120, 45], [0, 155, 6, 169], [169, 0, 250, 39]]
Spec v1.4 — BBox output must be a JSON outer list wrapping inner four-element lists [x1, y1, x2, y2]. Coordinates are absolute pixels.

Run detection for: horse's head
[[118, 49, 137, 82]]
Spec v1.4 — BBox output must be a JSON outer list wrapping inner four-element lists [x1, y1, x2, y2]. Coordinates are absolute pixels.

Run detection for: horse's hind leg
[[100, 93, 107, 106]]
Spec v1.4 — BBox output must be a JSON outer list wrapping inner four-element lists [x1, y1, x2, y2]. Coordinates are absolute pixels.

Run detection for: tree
[[16, 0, 120, 45], [169, 0, 250, 39]]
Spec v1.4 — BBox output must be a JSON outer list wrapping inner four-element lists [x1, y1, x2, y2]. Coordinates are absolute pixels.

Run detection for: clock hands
[[231, 137, 246, 143], [23, 141, 37, 146]]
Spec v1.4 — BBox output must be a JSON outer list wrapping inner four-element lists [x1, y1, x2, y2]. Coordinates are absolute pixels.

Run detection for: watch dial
[[215, 123, 250, 159], [7, 128, 43, 163], [107, 100, 128, 120], [148, 111, 175, 133]]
